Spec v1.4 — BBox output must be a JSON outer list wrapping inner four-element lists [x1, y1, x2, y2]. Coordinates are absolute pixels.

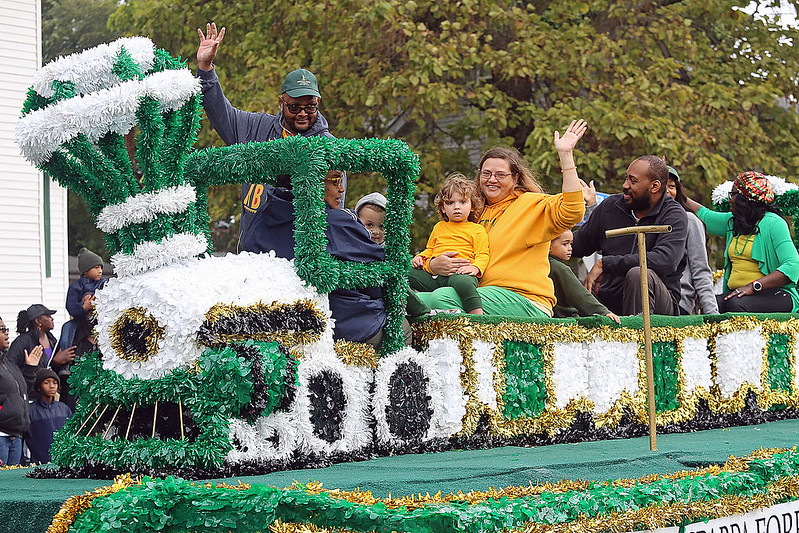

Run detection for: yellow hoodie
[[477, 189, 585, 311]]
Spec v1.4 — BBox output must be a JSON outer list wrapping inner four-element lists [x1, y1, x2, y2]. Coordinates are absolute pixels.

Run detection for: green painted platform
[[3, 420, 799, 532]]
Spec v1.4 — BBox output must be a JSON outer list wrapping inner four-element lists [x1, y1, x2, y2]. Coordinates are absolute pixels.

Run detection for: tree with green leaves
[[107, 0, 799, 256]]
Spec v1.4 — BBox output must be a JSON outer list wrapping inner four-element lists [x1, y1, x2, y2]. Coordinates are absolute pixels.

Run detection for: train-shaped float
[[15, 38, 799, 481]]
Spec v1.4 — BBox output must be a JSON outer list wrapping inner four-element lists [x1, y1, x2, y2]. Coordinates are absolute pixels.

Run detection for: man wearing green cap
[[195, 22, 345, 253]]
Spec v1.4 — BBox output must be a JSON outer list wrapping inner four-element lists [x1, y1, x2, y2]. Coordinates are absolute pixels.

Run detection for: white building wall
[[0, 0, 69, 341]]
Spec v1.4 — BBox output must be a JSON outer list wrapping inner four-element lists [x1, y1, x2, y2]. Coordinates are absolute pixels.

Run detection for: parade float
[[10, 37, 799, 532]]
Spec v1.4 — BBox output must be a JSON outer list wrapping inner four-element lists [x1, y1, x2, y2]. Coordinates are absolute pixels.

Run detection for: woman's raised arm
[[553, 119, 588, 193]]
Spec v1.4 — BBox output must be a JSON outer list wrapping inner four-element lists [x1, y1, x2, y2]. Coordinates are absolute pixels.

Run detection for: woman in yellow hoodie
[[421, 119, 588, 317]]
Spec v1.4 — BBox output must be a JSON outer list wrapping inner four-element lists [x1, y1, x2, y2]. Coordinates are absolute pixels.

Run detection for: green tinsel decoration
[[767, 333, 792, 396], [52, 340, 291, 470], [187, 136, 420, 355], [652, 341, 680, 412], [19, 43, 207, 256], [502, 340, 547, 418], [66, 449, 799, 533]]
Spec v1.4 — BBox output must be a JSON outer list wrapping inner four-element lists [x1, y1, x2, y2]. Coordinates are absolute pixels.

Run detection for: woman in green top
[[683, 171, 799, 313]]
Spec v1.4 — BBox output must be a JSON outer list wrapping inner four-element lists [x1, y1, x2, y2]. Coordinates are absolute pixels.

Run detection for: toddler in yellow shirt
[[410, 174, 489, 314]]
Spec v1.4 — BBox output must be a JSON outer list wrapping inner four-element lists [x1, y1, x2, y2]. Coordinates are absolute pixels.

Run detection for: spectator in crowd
[[61, 247, 106, 350], [420, 119, 588, 317], [573, 155, 688, 315], [24, 368, 72, 464], [548, 229, 620, 323], [0, 316, 42, 466], [7, 305, 76, 395], [195, 22, 344, 254], [682, 171, 799, 313], [664, 166, 719, 315], [355, 193, 387, 246]]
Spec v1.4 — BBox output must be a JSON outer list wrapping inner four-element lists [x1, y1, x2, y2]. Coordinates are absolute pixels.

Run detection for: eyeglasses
[[0, 327, 8, 333], [325, 177, 343, 186], [480, 170, 513, 180], [282, 102, 318, 114]]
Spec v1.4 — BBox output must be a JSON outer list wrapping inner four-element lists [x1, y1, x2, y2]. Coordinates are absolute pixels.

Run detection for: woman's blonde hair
[[434, 173, 484, 223], [477, 147, 544, 196]]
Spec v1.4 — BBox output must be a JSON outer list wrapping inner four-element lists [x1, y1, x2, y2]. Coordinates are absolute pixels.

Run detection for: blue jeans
[[0, 435, 23, 466]]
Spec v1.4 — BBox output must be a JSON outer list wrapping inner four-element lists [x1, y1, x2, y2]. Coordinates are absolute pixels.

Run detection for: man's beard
[[625, 191, 651, 212]]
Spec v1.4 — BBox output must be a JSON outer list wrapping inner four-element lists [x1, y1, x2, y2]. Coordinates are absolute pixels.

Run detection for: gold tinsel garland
[[47, 474, 140, 533], [333, 340, 379, 369], [515, 478, 799, 533], [264, 449, 799, 533], [265, 485, 799, 533], [305, 447, 794, 510], [51, 449, 797, 532], [412, 316, 799, 438], [268, 520, 355, 532]]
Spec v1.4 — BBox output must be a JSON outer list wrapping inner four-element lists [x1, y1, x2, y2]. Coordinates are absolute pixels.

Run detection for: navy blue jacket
[[197, 68, 344, 243], [326, 208, 386, 342], [66, 276, 106, 318], [24, 398, 72, 464], [236, 185, 386, 342]]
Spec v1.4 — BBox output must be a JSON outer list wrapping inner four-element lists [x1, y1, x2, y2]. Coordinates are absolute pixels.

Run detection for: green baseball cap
[[281, 68, 321, 98]]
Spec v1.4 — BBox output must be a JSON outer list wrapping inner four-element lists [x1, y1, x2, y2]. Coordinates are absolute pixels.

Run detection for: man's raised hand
[[197, 22, 226, 71]]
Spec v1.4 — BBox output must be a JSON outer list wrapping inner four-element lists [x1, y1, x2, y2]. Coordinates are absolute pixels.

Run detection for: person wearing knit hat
[[33, 367, 59, 393], [66, 248, 106, 321], [62, 248, 107, 352], [682, 171, 799, 313], [355, 193, 387, 245], [77, 247, 103, 276], [24, 367, 72, 464]]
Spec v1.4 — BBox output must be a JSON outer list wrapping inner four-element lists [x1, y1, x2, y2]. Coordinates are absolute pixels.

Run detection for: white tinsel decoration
[[681, 336, 713, 394], [226, 412, 299, 464], [96, 252, 332, 380], [16, 69, 200, 165], [711, 181, 734, 206], [765, 175, 798, 196], [585, 340, 639, 413], [293, 352, 373, 456], [426, 339, 468, 437], [471, 339, 497, 409], [111, 232, 208, 278], [97, 185, 197, 233], [33, 37, 156, 98], [715, 328, 765, 397], [552, 341, 590, 410]]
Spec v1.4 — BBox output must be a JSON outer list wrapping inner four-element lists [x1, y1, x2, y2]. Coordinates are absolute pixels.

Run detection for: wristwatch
[[752, 280, 763, 292]]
